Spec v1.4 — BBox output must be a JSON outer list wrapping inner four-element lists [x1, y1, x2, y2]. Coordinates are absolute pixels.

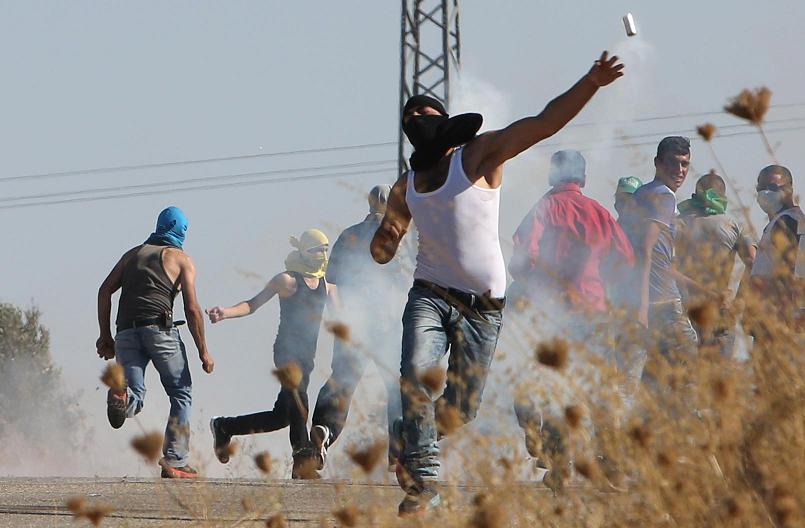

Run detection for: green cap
[[616, 176, 643, 195]]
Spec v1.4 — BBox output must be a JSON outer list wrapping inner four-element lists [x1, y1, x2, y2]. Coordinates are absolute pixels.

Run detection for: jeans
[[399, 284, 502, 485], [642, 299, 699, 394], [115, 326, 192, 468], [312, 328, 402, 458], [219, 337, 316, 452]]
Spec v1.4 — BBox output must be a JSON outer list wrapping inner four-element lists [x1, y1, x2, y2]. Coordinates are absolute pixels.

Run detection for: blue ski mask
[[145, 206, 188, 249]]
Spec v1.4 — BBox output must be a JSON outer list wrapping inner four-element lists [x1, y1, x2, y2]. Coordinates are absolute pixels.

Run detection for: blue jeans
[[399, 284, 502, 485], [642, 299, 698, 395], [115, 326, 192, 468]]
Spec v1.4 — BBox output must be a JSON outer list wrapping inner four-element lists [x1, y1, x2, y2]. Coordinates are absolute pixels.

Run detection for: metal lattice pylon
[[398, 0, 460, 175]]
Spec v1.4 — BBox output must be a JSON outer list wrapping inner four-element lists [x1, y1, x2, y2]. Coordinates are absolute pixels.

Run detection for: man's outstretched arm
[[475, 51, 624, 174], [371, 175, 412, 264]]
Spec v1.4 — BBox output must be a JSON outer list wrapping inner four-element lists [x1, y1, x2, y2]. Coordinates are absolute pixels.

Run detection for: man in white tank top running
[[371, 51, 625, 515]]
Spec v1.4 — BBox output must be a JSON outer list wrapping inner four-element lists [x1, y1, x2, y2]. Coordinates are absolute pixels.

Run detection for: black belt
[[117, 318, 186, 331], [413, 279, 506, 312]]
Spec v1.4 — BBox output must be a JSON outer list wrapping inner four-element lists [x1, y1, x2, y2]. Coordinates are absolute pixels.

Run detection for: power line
[[565, 101, 805, 129], [0, 167, 393, 211], [4, 124, 804, 212], [5, 102, 804, 185], [534, 116, 805, 151], [558, 123, 805, 153], [0, 141, 397, 184], [0, 159, 396, 204]]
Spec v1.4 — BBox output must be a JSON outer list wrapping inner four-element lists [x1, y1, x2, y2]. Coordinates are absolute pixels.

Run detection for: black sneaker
[[291, 447, 321, 480], [398, 486, 441, 516], [310, 425, 330, 471], [106, 388, 128, 429], [209, 417, 232, 464]]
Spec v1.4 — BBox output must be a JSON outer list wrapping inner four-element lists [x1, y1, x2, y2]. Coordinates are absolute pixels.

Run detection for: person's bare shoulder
[[270, 271, 297, 298]]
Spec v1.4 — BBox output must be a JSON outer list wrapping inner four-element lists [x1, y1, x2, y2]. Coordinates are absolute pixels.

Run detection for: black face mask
[[402, 114, 449, 151], [402, 113, 483, 171]]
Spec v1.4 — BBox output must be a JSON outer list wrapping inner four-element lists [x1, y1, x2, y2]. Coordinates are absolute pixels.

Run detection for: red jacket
[[510, 183, 635, 312]]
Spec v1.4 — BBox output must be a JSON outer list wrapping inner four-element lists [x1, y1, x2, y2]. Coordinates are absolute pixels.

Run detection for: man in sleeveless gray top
[[371, 52, 625, 515], [97, 206, 214, 478], [746, 165, 804, 342]]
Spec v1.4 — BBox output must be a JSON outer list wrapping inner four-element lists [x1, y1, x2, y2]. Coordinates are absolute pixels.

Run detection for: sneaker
[[310, 425, 330, 471], [106, 388, 128, 429], [210, 417, 232, 464], [398, 486, 441, 516], [291, 447, 321, 480], [159, 459, 199, 479]]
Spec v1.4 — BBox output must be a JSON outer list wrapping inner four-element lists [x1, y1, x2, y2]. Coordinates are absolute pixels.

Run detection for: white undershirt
[[405, 147, 507, 297]]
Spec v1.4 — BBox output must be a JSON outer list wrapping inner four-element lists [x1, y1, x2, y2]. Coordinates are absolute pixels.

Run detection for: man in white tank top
[[370, 52, 625, 515]]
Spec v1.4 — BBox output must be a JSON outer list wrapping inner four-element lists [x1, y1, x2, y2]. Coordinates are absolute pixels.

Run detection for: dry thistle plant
[[83, 505, 113, 527], [272, 362, 302, 390], [687, 300, 719, 329], [325, 321, 351, 342], [469, 492, 507, 528], [265, 513, 288, 528], [536, 338, 569, 370], [724, 86, 771, 124], [64, 498, 113, 527], [99, 363, 125, 391], [435, 401, 463, 435], [696, 122, 717, 142], [564, 405, 583, 429], [254, 451, 272, 473], [130, 431, 163, 462], [65, 496, 86, 516], [347, 439, 385, 473], [724, 86, 778, 161], [332, 504, 361, 527], [419, 365, 446, 393]]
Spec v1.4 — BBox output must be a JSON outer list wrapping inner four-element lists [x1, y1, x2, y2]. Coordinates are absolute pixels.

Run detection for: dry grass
[[697, 122, 717, 141], [99, 363, 125, 391], [347, 439, 386, 473], [272, 363, 302, 390], [130, 432, 163, 462], [325, 321, 351, 342], [724, 86, 771, 124], [535, 338, 569, 370], [254, 451, 272, 473], [420, 365, 446, 392]]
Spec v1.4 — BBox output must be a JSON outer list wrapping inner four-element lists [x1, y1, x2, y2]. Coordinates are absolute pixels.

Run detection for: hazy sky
[[1, 1, 803, 477]]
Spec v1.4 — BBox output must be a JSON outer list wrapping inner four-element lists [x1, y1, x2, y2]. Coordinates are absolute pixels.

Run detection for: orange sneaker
[[159, 459, 199, 479]]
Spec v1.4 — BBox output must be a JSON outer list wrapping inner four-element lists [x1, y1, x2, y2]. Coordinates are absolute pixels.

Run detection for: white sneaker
[[310, 425, 330, 470]]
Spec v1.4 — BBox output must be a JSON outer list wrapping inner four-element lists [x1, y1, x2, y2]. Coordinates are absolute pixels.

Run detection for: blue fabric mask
[[145, 206, 188, 249]]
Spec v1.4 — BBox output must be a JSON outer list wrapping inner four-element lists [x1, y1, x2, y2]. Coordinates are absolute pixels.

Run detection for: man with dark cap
[[508, 150, 635, 489], [675, 171, 755, 357], [96, 206, 214, 478], [310, 184, 409, 472], [371, 51, 624, 515]]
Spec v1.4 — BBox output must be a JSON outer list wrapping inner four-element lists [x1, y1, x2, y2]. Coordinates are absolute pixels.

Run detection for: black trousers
[[219, 340, 315, 451]]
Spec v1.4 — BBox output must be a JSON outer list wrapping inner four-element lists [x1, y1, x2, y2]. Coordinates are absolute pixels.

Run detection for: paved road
[[0, 477, 561, 527]]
